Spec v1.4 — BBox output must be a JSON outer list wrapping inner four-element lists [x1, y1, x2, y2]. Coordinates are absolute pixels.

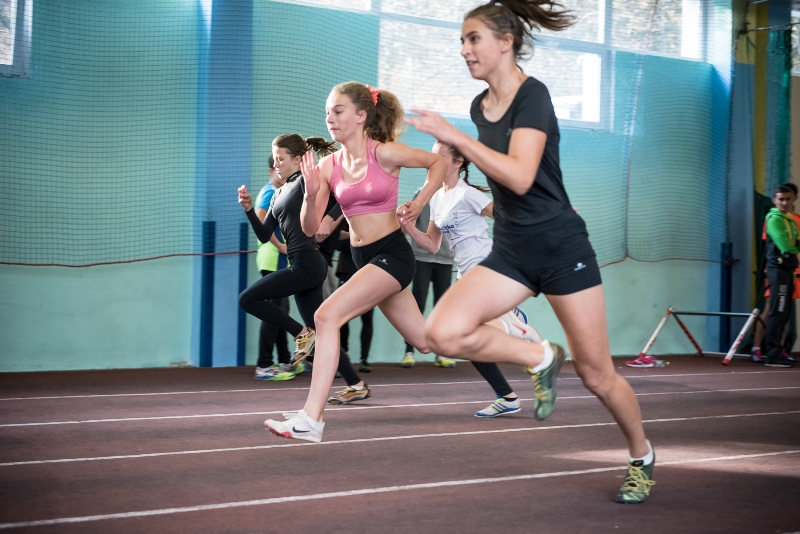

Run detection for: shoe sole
[[401, 362, 414, 368], [434, 362, 456, 368], [474, 407, 521, 418], [327, 391, 372, 405], [626, 363, 654, 368], [765, 363, 794, 368], [534, 344, 566, 421]]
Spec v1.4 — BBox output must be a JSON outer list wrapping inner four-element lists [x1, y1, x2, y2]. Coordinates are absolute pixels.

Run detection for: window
[[0, 0, 31, 77], [792, 11, 800, 77], [274, 0, 707, 129], [270, 0, 371, 11], [611, 0, 703, 59]]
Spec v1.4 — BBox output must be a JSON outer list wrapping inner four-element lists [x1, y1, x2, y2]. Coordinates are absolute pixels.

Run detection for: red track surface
[[0, 357, 798, 533]]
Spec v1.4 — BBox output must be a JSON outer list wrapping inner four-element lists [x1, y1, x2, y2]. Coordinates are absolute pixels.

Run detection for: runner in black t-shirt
[[404, 0, 655, 504]]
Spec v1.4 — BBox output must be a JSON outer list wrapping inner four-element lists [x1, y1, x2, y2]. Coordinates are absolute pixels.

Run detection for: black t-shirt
[[470, 76, 571, 226]]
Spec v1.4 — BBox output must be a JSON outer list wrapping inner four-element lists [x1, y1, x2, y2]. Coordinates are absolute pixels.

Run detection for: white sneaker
[[401, 352, 415, 368], [475, 397, 521, 418], [264, 409, 324, 443], [498, 310, 542, 343]]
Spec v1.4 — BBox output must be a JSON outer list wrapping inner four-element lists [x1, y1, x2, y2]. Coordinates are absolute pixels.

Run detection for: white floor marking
[[1, 410, 798, 467], [0, 449, 797, 530], [0, 370, 793, 402], [1, 386, 798, 428]]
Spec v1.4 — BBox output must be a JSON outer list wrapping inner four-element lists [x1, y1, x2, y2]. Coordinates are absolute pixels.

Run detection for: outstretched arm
[[406, 110, 545, 196], [377, 142, 447, 227], [239, 185, 279, 243]]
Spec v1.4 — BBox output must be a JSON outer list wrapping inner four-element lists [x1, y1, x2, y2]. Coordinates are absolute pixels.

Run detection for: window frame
[[0, 0, 32, 78]]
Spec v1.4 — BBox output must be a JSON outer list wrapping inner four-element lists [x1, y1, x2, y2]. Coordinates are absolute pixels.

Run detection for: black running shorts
[[351, 229, 416, 290], [480, 210, 602, 296]]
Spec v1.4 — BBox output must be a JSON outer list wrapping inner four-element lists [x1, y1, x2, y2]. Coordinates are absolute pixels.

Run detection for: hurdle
[[639, 307, 761, 366]]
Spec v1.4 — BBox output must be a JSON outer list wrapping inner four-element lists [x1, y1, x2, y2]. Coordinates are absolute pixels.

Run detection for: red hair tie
[[365, 84, 379, 106]]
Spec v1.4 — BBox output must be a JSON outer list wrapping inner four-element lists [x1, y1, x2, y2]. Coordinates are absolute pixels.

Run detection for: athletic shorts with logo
[[480, 210, 601, 296]]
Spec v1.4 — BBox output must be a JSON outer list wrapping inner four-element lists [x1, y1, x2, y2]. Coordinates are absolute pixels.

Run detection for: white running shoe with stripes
[[498, 309, 542, 343], [475, 397, 521, 418]]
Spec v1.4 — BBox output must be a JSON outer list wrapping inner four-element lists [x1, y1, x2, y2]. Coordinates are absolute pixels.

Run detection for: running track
[[0, 357, 798, 533]]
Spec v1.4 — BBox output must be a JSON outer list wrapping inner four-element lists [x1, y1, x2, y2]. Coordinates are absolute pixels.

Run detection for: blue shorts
[[480, 210, 601, 296]]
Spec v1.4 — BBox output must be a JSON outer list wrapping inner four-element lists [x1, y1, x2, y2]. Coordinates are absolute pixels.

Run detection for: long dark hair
[[332, 82, 406, 144], [439, 141, 490, 194], [272, 134, 339, 159], [465, 0, 575, 61]]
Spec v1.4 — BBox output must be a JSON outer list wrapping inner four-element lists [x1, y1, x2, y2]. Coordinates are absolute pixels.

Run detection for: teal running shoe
[[525, 341, 566, 421]]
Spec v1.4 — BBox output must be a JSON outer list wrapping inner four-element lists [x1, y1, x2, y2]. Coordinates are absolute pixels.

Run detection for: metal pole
[[723, 308, 760, 365], [639, 307, 673, 358]]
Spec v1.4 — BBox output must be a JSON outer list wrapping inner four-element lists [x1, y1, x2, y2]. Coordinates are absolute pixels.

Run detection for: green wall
[[0, 0, 200, 371]]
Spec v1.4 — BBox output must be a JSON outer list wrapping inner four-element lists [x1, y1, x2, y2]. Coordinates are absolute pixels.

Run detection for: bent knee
[[238, 290, 254, 310], [425, 320, 470, 357]]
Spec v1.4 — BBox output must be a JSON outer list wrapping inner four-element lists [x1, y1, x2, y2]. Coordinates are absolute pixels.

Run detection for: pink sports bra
[[329, 138, 399, 218]]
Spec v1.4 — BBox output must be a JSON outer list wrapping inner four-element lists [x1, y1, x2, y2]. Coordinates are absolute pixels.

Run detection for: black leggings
[[257, 270, 291, 368], [339, 274, 374, 362], [238, 250, 361, 385], [405, 260, 514, 398]]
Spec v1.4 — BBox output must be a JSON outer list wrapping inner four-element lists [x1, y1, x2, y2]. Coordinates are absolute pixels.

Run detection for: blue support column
[[237, 222, 249, 366], [720, 241, 733, 351], [202, 0, 252, 367], [200, 221, 216, 368]]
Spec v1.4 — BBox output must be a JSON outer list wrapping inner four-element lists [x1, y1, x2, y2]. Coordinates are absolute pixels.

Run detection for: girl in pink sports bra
[[263, 82, 447, 442]]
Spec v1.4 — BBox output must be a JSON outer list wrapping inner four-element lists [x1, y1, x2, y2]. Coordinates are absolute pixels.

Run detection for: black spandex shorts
[[480, 210, 602, 296], [351, 229, 416, 290]]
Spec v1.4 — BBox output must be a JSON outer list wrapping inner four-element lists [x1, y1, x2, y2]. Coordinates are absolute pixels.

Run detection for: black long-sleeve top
[[246, 171, 341, 261]]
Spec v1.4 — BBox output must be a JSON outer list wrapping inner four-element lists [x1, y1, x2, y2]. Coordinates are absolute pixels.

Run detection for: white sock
[[301, 411, 324, 427], [351, 384, 364, 391], [532, 341, 554, 372], [629, 440, 654, 465], [752, 346, 760, 351]]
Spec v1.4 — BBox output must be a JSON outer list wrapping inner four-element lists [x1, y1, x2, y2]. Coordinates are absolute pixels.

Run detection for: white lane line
[[0, 370, 792, 401], [1, 386, 799, 428], [1, 410, 798, 468], [0, 449, 797, 530]]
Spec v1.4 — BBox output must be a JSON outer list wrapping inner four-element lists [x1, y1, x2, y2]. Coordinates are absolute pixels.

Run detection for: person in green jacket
[[764, 184, 800, 368]]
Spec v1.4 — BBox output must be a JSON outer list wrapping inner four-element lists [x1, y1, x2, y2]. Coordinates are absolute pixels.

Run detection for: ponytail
[[272, 134, 338, 159], [333, 81, 406, 143], [466, 0, 575, 60], [305, 136, 339, 158], [441, 141, 490, 194]]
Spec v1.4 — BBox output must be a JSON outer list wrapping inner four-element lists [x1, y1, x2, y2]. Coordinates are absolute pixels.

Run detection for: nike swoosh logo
[[292, 426, 310, 433]]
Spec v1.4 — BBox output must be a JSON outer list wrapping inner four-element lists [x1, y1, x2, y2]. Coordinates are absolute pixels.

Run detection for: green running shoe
[[525, 340, 566, 421], [615, 449, 656, 504], [266, 370, 296, 381]]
